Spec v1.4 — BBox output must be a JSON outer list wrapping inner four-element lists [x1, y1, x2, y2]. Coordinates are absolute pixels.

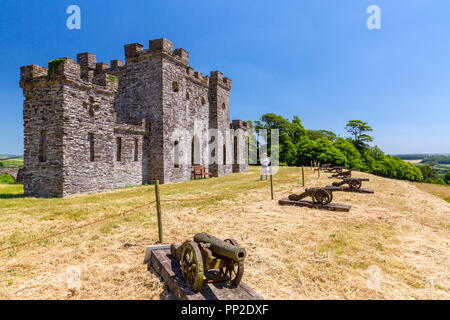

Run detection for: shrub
[[0, 174, 15, 184]]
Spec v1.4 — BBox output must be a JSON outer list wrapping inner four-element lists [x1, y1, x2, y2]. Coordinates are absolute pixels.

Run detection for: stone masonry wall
[[160, 40, 211, 183], [21, 69, 65, 197], [209, 71, 233, 177], [114, 44, 164, 183]]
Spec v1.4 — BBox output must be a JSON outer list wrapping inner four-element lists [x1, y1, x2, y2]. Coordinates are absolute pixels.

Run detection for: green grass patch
[[0, 175, 16, 184]]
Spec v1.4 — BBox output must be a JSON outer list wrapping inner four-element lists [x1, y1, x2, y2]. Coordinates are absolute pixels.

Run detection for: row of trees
[[250, 114, 424, 182], [416, 163, 450, 185]]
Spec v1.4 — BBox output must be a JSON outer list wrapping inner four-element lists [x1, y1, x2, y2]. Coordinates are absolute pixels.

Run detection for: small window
[[89, 106, 94, 117], [201, 97, 206, 105], [172, 81, 179, 92], [134, 138, 139, 161], [234, 136, 238, 164], [89, 133, 95, 162], [222, 102, 226, 109], [38, 130, 47, 162], [223, 144, 226, 165], [174, 141, 179, 168], [186, 90, 190, 100], [116, 137, 122, 162]]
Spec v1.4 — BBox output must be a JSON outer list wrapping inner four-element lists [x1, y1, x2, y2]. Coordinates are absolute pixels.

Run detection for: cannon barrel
[[193, 232, 246, 262]]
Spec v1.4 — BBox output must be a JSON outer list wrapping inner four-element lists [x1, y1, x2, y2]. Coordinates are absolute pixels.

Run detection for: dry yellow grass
[[411, 182, 450, 202], [0, 167, 449, 300]]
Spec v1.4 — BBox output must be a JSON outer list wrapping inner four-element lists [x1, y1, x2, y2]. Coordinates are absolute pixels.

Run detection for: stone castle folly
[[20, 38, 249, 197]]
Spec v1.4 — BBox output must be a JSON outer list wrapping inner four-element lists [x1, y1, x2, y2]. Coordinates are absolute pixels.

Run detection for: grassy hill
[[0, 167, 449, 299]]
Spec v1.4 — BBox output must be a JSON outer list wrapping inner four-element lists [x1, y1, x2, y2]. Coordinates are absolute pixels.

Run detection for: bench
[[192, 165, 212, 179]]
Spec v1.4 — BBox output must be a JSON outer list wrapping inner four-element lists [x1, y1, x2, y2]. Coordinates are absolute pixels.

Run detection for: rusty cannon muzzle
[[193, 232, 246, 262]]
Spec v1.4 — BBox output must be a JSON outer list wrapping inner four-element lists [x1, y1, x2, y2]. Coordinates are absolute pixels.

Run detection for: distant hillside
[[394, 153, 450, 160], [0, 154, 22, 159]]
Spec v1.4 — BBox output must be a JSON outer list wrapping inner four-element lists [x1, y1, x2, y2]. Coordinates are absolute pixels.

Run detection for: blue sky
[[0, 0, 449, 155]]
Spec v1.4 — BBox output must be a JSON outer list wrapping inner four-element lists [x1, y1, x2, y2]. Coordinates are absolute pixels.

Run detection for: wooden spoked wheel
[[180, 241, 204, 292], [219, 239, 244, 286], [312, 189, 333, 205], [348, 179, 362, 190]]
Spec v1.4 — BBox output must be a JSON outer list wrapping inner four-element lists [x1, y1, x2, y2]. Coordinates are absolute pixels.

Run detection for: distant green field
[[398, 155, 450, 180], [0, 156, 23, 168]]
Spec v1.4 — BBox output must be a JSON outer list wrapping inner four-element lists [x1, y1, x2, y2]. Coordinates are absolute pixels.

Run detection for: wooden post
[[318, 162, 320, 178], [154, 180, 163, 243], [302, 166, 305, 187], [270, 171, 274, 200]]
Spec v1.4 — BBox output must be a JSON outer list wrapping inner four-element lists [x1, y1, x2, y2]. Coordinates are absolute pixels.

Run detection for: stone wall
[[231, 120, 250, 173], [161, 41, 211, 183], [114, 44, 164, 183], [21, 67, 65, 197], [209, 71, 233, 177]]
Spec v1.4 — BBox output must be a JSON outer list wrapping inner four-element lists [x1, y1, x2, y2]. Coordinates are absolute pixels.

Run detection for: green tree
[[417, 164, 436, 180], [248, 113, 424, 183], [445, 172, 450, 184], [345, 120, 373, 147], [333, 137, 364, 170], [255, 113, 306, 165], [296, 137, 347, 166], [307, 130, 337, 141]]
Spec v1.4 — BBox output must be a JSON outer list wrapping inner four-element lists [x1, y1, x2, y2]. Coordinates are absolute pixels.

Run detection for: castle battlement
[[123, 38, 189, 67], [210, 70, 232, 90], [20, 56, 118, 93], [231, 119, 250, 130]]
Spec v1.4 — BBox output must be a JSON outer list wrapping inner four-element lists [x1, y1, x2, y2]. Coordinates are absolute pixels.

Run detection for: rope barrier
[[0, 183, 274, 252]]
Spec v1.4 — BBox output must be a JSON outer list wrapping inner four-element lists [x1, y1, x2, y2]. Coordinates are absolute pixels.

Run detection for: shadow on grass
[[0, 194, 27, 199]]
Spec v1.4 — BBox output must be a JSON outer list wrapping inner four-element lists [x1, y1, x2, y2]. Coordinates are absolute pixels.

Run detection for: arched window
[[174, 141, 180, 168]]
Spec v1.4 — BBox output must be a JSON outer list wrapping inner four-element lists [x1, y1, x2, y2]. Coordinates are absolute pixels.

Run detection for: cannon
[[288, 187, 333, 205], [320, 164, 331, 170], [331, 177, 369, 190], [325, 166, 344, 173], [330, 168, 355, 178], [170, 233, 246, 292]]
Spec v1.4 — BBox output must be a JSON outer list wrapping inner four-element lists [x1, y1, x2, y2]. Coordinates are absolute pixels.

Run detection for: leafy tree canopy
[[345, 120, 374, 148], [249, 114, 425, 183]]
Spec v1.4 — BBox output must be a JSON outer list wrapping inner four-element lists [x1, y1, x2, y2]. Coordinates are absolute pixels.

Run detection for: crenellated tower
[[20, 37, 248, 197]]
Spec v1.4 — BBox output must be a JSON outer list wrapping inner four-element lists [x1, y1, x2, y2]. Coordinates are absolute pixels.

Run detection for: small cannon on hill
[[325, 166, 344, 173], [329, 168, 355, 179], [331, 177, 369, 190], [319, 164, 331, 170], [288, 187, 333, 205], [170, 233, 246, 292]]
